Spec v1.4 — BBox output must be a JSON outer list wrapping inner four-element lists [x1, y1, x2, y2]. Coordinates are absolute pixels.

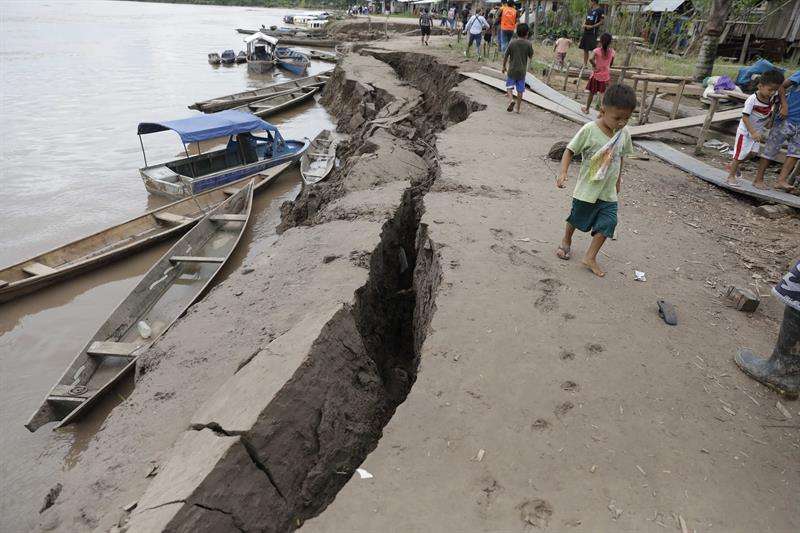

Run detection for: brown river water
[[0, 2, 335, 529]]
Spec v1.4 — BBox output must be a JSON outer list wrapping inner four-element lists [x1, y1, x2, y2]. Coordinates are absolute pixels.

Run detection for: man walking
[[464, 8, 489, 59], [499, 0, 518, 53], [419, 8, 432, 46]]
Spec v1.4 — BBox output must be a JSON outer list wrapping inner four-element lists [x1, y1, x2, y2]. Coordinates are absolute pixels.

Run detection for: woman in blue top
[[579, 0, 605, 67]]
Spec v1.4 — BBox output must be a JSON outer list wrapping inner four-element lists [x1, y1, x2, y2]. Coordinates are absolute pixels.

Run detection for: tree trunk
[[692, 0, 732, 81]]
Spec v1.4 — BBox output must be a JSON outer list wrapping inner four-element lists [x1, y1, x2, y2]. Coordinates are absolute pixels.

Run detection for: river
[[0, 1, 335, 530]]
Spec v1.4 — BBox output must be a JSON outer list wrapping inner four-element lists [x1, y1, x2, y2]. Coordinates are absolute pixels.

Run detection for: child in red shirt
[[582, 33, 615, 115]]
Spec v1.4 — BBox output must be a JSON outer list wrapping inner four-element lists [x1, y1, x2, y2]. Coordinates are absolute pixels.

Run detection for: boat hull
[[25, 183, 255, 432], [233, 87, 318, 118], [141, 140, 308, 198], [0, 163, 292, 304], [277, 60, 308, 75], [190, 73, 330, 113], [247, 60, 275, 74]]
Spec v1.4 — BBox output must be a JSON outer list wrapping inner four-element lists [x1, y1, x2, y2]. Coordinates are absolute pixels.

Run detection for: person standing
[[483, 11, 495, 58], [579, 0, 605, 67], [735, 259, 800, 398], [460, 4, 471, 34], [499, 0, 518, 53], [448, 5, 457, 33], [502, 23, 533, 114], [464, 8, 489, 59], [582, 33, 615, 114], [419, 8, 432, 46]]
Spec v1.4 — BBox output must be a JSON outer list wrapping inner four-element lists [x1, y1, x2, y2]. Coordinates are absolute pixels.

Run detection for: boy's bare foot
[[726, 176, 740, 186], [581, 107, 589, 115], [556, 245, 571, 260], [775, 181, 794, 192], [752, 180, 768, 190], [582, 257, 605, 277]]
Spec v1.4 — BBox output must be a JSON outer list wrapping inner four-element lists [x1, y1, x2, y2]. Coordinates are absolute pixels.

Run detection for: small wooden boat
[[274, 36, 338, 48], [189, 72, 331, 113], [221, 49, 236, 65], [307, 49, 338, 62], [230, 86, 318, 118], [245, 32, 277, 74], [138, 110, 308, 198], [300, 130, 338, 185], [275, 47, 310, 75], [235, 51, 247, 64], [25, 182, 254, 432], [0, 163, 291, 304], [208, 53, 221, 65]]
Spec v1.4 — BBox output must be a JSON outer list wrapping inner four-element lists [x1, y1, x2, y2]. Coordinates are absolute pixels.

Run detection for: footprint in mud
[[554, 401, 574, 417], [559, 349, 576, 361], [586, 343, 605, 355], [517, 499, 553, 528], [491, 244, 547, 270], [489, 227, 514, 240], [476, 476, 502, 518], [531, 418, 550, 431], [562, 312, 576, 321], [560, 381, 580, 393], [534, 278, 564, 313]]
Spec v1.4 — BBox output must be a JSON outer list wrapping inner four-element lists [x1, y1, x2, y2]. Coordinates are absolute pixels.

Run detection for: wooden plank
[[22, 262, 57, 277], [209, 214, 247, 222], [170, 256, 225, 264], [629, 108, 741, 137], [222, 188, 239, 196], [87, 341, 139, 358], [154, 212, 194, 226]]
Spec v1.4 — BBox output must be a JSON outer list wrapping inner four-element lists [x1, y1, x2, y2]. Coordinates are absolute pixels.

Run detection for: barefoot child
[[556, 84, 636, 277], [553, 32, 572, 69], [582, 33, 614, 115], [502, 23, 533, 113], [753, 69, 800, 191], [726, 69, 784, 185]]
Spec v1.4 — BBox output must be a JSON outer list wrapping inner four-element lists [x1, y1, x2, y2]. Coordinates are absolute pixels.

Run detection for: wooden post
[[671, 79, 687, 120], [562, 64, 570, 90], [574, 65, 586, 99], [638, 79, 649, 125], [695, 94, 722, 155], [623, 40, 635, 67], [739, 30, 752, 64]]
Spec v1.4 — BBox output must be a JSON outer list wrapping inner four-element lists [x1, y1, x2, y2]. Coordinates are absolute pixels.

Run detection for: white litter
[[356, 468, 373, 479], [634, 270, 647, 282], [137, 320, 152, 339]]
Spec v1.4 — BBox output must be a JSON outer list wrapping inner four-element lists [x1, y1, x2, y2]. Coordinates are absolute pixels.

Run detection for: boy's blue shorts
[[506, 77, 525, 95], [567, 198, 618, 238]]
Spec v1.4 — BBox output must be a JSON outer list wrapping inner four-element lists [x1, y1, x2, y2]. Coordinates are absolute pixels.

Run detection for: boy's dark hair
[[602, 84, 637, 111], [516, 22, 530, 38], [760, 69, 785, 87]]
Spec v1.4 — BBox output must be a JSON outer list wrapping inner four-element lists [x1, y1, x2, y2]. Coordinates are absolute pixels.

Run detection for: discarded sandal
[[657, 300, 678, 326]]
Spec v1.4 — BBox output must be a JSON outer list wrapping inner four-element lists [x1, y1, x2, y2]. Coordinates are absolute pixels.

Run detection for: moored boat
[[235, 50, 247, 63], [189, 72, 331, 113], [138, 109, 308, 198], [300, 130, 338, 185], [245, 32, 277, 74], [208, 52, 221, 65], [221, 49, 236, 65], [24, 182, 255, 432], [230, 86, 318, 118], [307, 49, 338, 62], [0, 163, 292, 304], [275, 47, 310, 75]]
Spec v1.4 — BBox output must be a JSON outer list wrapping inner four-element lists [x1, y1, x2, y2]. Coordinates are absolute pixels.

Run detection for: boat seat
[[222, 188, 239, 196], [87, 341, 139, 358], [209, 214, 247, 222], [22, 262, 57, 277], [170, 256, 225, 264], [48, 387, 89, 400], [154, 212, 194, 226]]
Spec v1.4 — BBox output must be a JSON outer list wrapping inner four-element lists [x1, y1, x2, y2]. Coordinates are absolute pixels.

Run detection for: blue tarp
[[137, 110, 282, 144], [736, 59, 786, 89]]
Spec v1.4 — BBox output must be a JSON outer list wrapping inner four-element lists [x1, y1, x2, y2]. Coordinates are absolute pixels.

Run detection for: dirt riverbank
[[32, 35, 798, 533]]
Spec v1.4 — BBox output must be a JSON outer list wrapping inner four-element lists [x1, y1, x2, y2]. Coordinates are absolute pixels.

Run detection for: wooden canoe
[[230, 86, 318, 118], [300, 130, 338, 185], [25, 182, 255, 432], [0, 162, 292, 305], [307, 49, 338, 62], [189, 72, 331, 113]]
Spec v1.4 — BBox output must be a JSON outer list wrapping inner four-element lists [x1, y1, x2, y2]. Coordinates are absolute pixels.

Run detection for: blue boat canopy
[[137, 110, 283, 144]]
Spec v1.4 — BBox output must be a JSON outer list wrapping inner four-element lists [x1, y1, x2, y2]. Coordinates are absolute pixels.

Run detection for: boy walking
[[555, 84, 637, 277], [726, 69, 784, 184], [419, 8, 432, 46], [502, 23, 533, 113], [753, 69, 800, 191]]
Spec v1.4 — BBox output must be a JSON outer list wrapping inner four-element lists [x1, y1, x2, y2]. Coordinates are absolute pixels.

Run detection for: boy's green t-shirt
[[566, 121, 633, 203], [504, 38, 533, 80]]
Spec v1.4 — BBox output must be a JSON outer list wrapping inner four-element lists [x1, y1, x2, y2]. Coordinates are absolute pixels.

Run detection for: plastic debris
[[137, 320, 152, 339], [356, 468, 373, 479], [634, 270, 647, 282]]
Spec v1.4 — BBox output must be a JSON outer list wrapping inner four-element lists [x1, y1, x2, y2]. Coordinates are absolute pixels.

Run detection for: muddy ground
[[30, 33, 799, 533]]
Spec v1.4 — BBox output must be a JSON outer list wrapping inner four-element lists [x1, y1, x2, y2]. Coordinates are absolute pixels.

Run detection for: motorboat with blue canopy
[[137, 109, 308, 198]]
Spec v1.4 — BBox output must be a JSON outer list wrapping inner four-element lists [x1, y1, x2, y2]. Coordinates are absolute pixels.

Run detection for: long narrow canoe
[[307, 49, 338, 62], [0, 162, 292, 305], [230, 86, 318, 118], [25, 182, 255, 432], [300, 130, 338, 185], [189, 72, 331, 113]]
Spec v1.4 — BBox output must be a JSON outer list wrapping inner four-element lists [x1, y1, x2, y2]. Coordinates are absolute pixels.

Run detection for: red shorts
[[586, 77, 608, 94]]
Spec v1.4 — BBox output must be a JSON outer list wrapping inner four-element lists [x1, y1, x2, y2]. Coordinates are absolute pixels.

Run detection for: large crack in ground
[[127, 51, 482, 533]]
